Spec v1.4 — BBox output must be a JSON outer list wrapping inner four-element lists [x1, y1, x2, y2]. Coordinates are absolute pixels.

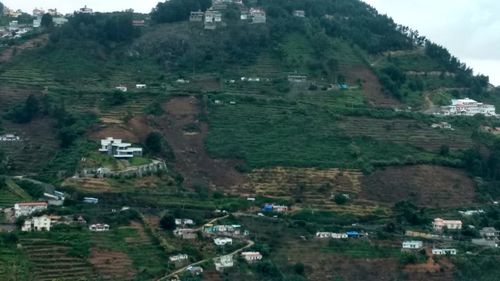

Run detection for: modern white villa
[[99, 137, 143, 159]]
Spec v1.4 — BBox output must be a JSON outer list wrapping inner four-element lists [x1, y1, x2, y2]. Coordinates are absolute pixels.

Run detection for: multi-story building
[[438, 98, 496, 117], [99, 137, 143, 159], [14, 202, 48, 218]]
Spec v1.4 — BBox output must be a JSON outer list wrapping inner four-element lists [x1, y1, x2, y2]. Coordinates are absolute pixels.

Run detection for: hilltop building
[[432, 248, 457, 255], [99, 137, 143, 159], [89, 224, 110, 232], [78, 5, 93, 14], [14, 202, 48, 218], [437, 98, 496, 117]]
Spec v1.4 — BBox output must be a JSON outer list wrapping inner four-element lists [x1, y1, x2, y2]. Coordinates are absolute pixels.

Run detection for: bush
[[160, 214, 176, 230]]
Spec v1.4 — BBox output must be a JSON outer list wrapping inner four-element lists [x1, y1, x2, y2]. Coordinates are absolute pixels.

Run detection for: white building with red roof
[[14, 202, 48, 218]]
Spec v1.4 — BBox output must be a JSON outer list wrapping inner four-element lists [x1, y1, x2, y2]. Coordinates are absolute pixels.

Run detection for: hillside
[[1, 0, 500, 280]]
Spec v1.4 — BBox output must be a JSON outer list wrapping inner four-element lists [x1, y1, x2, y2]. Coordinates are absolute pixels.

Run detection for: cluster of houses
[[401, 240, 457, 256], [316, 231, 364, 239], [99, 137, 143, 159], [472, 227, 500, 248], [436, 98, 497, 117]]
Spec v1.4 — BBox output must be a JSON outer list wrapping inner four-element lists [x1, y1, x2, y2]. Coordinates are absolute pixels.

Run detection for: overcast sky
[[3, 0, 499, 85], [364, 0, 500, 86]]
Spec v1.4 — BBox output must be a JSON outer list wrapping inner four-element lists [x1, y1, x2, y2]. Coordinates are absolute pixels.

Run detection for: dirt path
[[156, 96, 245, 188], [0, 34, 49, 62]]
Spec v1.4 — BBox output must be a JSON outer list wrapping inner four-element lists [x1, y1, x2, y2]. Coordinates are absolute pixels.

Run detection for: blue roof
[[346, 231, 359, 235]]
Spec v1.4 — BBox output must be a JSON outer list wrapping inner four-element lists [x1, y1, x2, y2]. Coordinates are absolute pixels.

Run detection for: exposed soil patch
[[89, 248, 136, 281], [0, 34, 49, 62], [344, 65, 401, 107], [89, 116, 152, 143], [156, 96, 244, 187], [404, 248, 454, 281], [283, 241, 399, 281], [361, 165, 475, 208]]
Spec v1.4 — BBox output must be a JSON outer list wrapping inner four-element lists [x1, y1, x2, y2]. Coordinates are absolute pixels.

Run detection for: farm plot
[[19, 238, 97, 281], [361, 165, 476, 208], [235, 167, 388, 215], [0, 244, 32, 281], [338, 117, 474, 152]]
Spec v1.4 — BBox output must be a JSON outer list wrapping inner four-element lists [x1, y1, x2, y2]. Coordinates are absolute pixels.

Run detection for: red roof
[[17, 202, 47, 206]]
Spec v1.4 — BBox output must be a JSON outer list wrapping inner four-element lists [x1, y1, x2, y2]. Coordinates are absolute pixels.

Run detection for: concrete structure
[[433, 218, 462, 231], [402, 241, 423, 250], [293, 10, 306, 17], [32, 8, 45, 17], [262, 204, 288, 213], [22, 215, 51, 232], [83, 197, 99, 204], [438, 98, 496, 117], [432, 248, 457, 255], [214, 237, 233, 246], [315, 232, 348, 239], [0, 134, 21, 141], [190, 11, 204, 22], [214, 255, 233, 271], [14, 202, 48, 218], [115, 86, 128, 92], [173, 228, 197, 239], [288, 75, 307, 83], [80, 160, 166, 178], [480, 227, 500, 240], [8, 21, 19, 32], [241, 251, 263, 262], [472, 238, 498, 248], [99, 137, 143, 159], [89, 224, 110, 232], [459, 210, 484, 217], [175, 219, 195, 226], [431, 122, 452, 130], [53, 17, 68, 26], [136, 84, 147, 89], [187, 266, 203, 275], [250, 8, 266, 24], [33, 18, 41, 28], [169, 254, 188, 262], [204, 9, 222, 30]]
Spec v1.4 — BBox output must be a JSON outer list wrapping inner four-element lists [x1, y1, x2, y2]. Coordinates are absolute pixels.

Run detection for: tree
[[145, 132, 164, 154], [159, 214, 176, 230], [5, 95, 40, 124], [41, 13, 53, 28]]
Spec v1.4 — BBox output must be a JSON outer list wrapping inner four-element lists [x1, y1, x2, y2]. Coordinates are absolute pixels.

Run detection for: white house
[[432, 248, 457, 255], [33, 18, 41, 28], [241, 251, 263, 262], [250, 8, 266, 24], [83, 197, 99, 204], [480, 227, 500, 240], [170, 254, 188, 262], [8, 21, 19, 32], [433, 218, 462, 231], [22, 215, 51, 232], [14, 202, 48, 218], [89, 224, 110, 232], [135, 84, 147, 89], [99, 137, 143, 159], [175, 218, 195, 226], [316, 232, 331, 239], [214, 255, 234, 271], [316, 232, 348, 239], [214, 237, 233, 246], [32, 8, 45, 17], [173, 228, 197, 239], [402, 241, 423, 250], [438, 98, 496, 117]]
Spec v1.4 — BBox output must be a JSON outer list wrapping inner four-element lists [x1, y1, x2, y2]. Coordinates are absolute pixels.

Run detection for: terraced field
[[338, 117, 474, 152], [90, 222, 168, 280], [0, 245, 32, 281], [20, 238, 97, 281], [235, 167, 388, 215]]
